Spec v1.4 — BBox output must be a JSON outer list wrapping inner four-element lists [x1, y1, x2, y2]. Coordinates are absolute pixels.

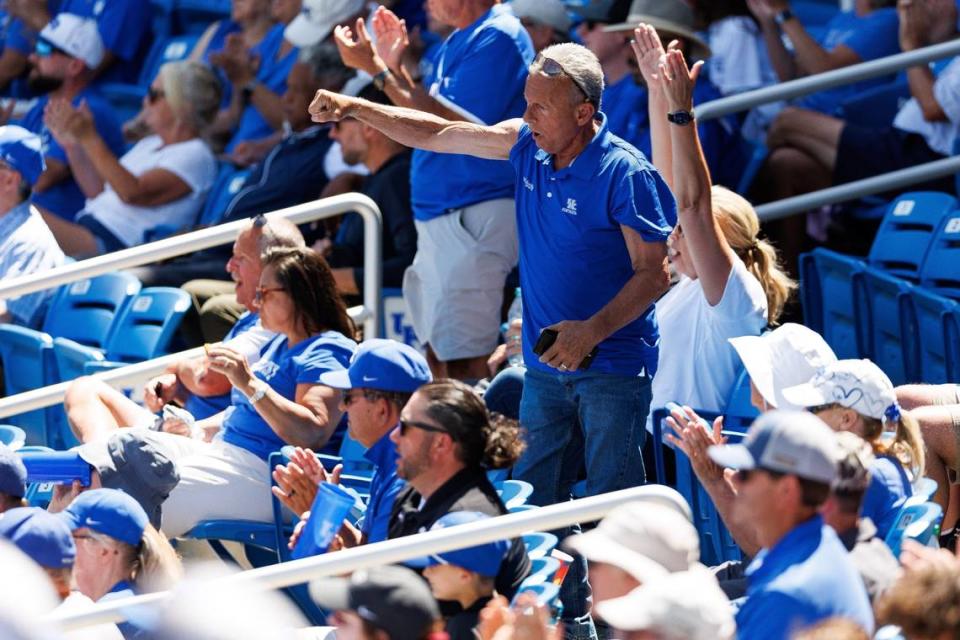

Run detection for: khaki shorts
[[403, 198, 518, 361]]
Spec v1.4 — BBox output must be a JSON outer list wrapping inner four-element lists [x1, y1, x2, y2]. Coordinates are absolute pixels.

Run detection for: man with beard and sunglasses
[[12, 14, 124, 224]]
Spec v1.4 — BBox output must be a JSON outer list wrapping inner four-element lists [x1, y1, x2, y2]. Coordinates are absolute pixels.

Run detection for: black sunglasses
[[737, 467, 785, 482], [534, 53, 597, 108], [807, 402, 841, 415], [398, 418, 448, 436]]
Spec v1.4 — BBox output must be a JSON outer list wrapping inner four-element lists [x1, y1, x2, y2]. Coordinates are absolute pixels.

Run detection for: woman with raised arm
[[632, 24, 795, 428]]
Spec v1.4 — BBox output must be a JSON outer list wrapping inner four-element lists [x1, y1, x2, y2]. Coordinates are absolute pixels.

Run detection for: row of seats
[[0, 272, 190, 449], [801, 192, 960, 386]]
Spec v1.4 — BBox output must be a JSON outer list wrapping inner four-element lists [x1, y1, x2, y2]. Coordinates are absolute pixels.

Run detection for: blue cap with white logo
[[405, 512, 509, 577], [57, 488, 149, 547], [0, 125, 44, 186], [0, 507, 75, 569], [319, 339, 431, 393]]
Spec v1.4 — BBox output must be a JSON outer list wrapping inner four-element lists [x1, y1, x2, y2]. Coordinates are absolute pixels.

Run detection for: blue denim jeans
[[515, 367, 652, 640]]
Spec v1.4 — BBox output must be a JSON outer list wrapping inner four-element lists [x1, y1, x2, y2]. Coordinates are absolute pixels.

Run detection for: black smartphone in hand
[[532, 328, 598, 370]]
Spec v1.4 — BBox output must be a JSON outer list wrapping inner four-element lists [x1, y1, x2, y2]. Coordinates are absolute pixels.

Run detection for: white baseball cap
[[565, 501, 699, 584], [510, 0, 572, 34], [594, 566, 735, 640], [781, 359, 899, 421], [39, 13, 105, 69], [284, 0, 365, 48], [729, 323, 837, 411]]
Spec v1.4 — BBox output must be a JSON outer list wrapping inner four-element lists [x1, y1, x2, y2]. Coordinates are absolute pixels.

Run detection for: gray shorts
[[403, 198, 518, 361]]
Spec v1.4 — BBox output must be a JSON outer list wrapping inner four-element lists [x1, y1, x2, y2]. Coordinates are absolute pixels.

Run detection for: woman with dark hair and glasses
[[39, 60, 222, 257], [64, 247, 357, 538]]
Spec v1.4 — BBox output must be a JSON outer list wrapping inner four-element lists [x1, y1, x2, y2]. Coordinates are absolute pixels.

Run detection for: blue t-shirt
[[508, 115, 676, 377], [797, 9, 901, 115], [361, 427, 405, 544], [225, 24, 298, 153], [16, 88, 125, 221], [184, 311, 261, 420], [57, 0, 152, 84], [861, 454, 912, 541], [411, 4, 533, 221], [221, 331, 356, 461], [601, 75, 646, 147], [737, 516, 874, 639], [202, 19, 243, 109]]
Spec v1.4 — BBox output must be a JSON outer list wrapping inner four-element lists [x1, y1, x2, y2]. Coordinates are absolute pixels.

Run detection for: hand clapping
[[43, 99, 95, 146]]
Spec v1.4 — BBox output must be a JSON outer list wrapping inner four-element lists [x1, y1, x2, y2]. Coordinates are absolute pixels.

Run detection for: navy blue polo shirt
[[737, 515, 874, 639], [508, 115, 676, 377], [411, 4, 533, 221], [360, 427, 404, 544]]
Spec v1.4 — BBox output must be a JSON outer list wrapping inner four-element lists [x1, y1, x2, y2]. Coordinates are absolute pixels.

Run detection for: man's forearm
[[906, 65, 947, 121], [587, 266, 669, 344], [348, 99, 465, 151], [761, 21, 797, 81], [700, 475, 761, 556], [782, 20, 834, 75]]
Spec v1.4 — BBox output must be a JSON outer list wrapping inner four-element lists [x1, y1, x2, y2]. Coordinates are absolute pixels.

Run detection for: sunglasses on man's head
[[534, 53, 598, 108]]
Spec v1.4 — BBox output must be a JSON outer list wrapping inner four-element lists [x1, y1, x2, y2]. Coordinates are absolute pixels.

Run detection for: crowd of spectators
[[1, 0, 960, 639]]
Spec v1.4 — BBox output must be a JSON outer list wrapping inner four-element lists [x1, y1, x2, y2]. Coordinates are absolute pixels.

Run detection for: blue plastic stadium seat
[[173, 0, 231, 35], [945, 304, 960, 383], [858, 267, 913, 385], [885, 500, 943, 558], [919, 212, 960, 300], [0, 425, 26, 450], [0, 326, 54, 445], [799, 249, 866, 359], [43, 273, 142, 348], [900, 288, 958, 384], [867, 192, 958, 282], [197, 164, 253, 228]]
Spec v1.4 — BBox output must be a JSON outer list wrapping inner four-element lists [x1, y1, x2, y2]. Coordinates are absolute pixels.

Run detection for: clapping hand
[[371, 6, 409, 73], [271, 447, 342, 516], [658, 49, 702, 113], [334, 18, 385, 75], [43, 99, 95, 146], [211, 33, 258, 86], [665, 405, 727, 485], [746, 0, 789, 23]]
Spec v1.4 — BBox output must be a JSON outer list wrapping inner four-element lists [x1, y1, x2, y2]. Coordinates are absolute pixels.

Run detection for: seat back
[[946, 304, 960, 383], [0, 326, 55, 445], [42, 273, 141, 348], [859, 267, 913, 385], [0, 425, 26, 450], [868, 192, 958, 281], [197, 164, 252, 228], [901, 288, 956, 384], [885, 501, 944, 558], [800, 249, 866, 359], [919, 213, 960, 300], [102, 288, 191, 363], [138, 33, 198, 87]]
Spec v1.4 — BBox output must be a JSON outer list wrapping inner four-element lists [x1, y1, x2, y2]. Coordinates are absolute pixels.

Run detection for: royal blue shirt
[[17, 88, 125, 221], [861, 454, 912, 541], [57, 0, 152, 84], [797, 9, 901, 115], [221, 331, 356, 461], [225, 24, 298, 153], [602, 75, 646, 147], [737, 516, 874, 639], [360, 428, 404, 544], [508, 115, 676, 377], [411, 4, 533, 221], [184, 312, 261, 420], [0, 12, 36, 56]]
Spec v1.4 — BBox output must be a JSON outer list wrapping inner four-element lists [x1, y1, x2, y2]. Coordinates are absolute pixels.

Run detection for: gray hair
[[531, 42, 604, 110], [253, 214, 305, 258], [298, 42, 355, 93], [159, 60, 223, 133]]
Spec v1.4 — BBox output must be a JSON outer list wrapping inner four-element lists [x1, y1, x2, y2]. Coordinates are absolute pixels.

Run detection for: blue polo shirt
[[17, 88, 125, 221], [225, 24, 298, 153], [221, 331, 356, 461], [57, 0, 152, 84], [737, 516, 874, 639], [411, 4, 533, 221], [861, 455, 912, 541], [508, 115, 676, 377], [796, 9, 900, 116], [184, 311, 261, 420], [361, 428, 405, 544]]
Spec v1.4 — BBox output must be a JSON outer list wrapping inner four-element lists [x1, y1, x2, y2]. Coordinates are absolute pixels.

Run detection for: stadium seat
[[867, 192, 958, 282], [799, 249, 866, 359], [522, 532, 559, 560], [945, 304, 960, 383], [918, 212, 960, 300], [497, 479, 534, 510], [900, 288, 957, 384], [196, 164, 253, 228], [885, 500, 943, 558], [0, 425, 26, 450], [41, 272, 142, 348], [839, 79, 911, 128], [858, 266, 913, 385], [0, 326, 55, 445]]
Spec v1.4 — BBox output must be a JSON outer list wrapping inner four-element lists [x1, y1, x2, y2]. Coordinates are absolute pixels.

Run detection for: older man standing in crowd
[[309, 41, 676, 638], [333, 0, 534, 380]]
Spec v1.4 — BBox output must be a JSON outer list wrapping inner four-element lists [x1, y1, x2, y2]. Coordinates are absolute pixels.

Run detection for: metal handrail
[[697, 38, 960, 121], [0, 193, 383, 339], [51, 485, 686, 630], [0, 305, 367, 418], [754, 155, 960, 221]]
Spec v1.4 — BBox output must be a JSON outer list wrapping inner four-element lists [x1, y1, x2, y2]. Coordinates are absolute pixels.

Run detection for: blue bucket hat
[[0, 125, 44, 186], [57, 488, 149, 547], [0, 507, 75, 569], [0, 444, 26, 499], [319, 339, 432, 393], [405, 512, 509, 577]]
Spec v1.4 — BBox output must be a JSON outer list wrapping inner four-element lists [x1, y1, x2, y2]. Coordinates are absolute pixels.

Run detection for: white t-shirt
[[894, 56, 960, 156], [86, 135, 217, 247], [58, 591, 124, 640], [650, 257, 768, 431]]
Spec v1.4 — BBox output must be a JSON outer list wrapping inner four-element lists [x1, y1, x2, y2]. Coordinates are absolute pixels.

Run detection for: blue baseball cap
[[405, 512, 509, 577], [0, 507, 75, 569], [0, 444, 26, 498], [0, 125, 44, 186], [319, 339, 431, 393], [57, 488, 148, 547]]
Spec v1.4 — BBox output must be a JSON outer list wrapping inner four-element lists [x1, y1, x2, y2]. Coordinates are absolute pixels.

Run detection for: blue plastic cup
[[292, 482, 356, 559], [19, 451, 92, 486]]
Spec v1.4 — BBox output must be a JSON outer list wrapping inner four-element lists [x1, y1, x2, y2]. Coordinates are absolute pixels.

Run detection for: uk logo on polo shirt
[[522, 177, 534, 191], [561, 198, 578, 216]]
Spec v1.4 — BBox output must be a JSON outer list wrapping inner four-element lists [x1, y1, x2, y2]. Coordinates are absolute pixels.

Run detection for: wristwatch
[[241, 79, 259, 104], [372, 68, 391, 91], [246, 381, 268, 404], [667, 109, 696, 126], [774, 8, 795, 27]]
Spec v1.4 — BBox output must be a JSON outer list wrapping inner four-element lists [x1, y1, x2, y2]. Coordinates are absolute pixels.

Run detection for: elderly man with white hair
[[309, 41, 676, 639]]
